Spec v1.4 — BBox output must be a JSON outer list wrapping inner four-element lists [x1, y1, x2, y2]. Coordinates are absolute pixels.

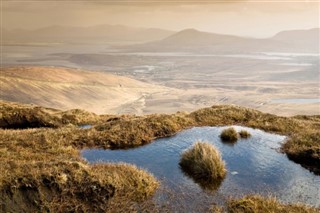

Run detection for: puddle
[[271, 98, 320, 104], [82, 126, 320, 209], [78, 124, 92, 129]]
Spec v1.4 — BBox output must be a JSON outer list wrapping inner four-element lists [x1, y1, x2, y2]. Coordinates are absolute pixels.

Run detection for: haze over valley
[[2, 25, 319, 116], [2, 1, 319, 116]]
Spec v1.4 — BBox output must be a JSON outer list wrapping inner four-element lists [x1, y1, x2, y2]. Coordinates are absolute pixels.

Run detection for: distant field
[[1, 61, 318, 116], [2, 29, 319, 116], [0, 66, 167, 114]]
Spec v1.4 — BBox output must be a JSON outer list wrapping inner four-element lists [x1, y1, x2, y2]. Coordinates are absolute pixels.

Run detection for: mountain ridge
[[3, 25, 175, 43], [128, 27, 319, 53]]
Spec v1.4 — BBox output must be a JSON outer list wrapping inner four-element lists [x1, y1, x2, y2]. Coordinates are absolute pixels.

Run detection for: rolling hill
[[0, 66, 166, 114]]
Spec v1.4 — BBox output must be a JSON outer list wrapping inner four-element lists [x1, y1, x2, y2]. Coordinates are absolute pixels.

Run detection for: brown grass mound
[[179, 142, 226, 186], [227, 195, 319, 213], [239, 130, 251, 139], [90, 163, 159, 201], [0, 121, 159, 212], [0, 161, 158, 212], [0, 101, 62, 129], [1, 101, 319, 211], [220, 127, 239, 143], [76, 113, 193, 149], [0, 101, 100, 129]]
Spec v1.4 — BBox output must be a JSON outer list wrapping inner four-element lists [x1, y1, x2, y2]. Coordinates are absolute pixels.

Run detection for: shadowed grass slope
[[1, 159, 158, 212], [0, 101, 100, 129], [0, 101, 62, 129]]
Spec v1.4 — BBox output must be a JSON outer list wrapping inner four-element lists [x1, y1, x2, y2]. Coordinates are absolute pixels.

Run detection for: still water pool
[[82, 126, 320, 210]]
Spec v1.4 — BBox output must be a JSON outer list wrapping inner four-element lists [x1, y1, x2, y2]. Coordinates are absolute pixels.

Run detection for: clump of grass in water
[[179, 141, 226, 187], [220, 127, 239, 143], [239, 130, 251, 139]]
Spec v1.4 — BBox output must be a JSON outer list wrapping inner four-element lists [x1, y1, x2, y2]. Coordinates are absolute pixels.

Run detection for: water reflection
[[82, 126, 320, 207], [79, 124, 92, 129]]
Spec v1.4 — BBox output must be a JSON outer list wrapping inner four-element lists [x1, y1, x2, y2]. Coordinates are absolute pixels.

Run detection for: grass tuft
[[220, 127, 239, 143], [90, 163, 159, 201], [239, 130, 251, 139], [227, 195, 320, 213], [179, 141, 226, 187]]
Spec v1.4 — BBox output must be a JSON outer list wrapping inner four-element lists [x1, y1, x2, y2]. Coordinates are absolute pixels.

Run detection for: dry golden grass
[[0, 100, 100, 129], [239, 130, 251, 139], [1, 101, 319, 173], [1, 101, 319, 172], [0, 103, 159, 212], [220, 127, 239, 143], [1, 101, 319, 212], [0, 101, 62, 129], [1, 161, 111, 212], [0, 159, 158, 212], [90, 163, 159, 201], [227, 195, 320, 213], [70, 112, 193, 149], [179, 142, 226, 188]]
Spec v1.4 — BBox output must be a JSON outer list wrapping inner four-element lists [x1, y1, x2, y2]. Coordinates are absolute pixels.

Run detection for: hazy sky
[[2, 0, 319, 38]]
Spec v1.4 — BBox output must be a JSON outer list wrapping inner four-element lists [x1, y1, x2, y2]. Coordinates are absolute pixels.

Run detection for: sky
[[2, 0, 319, 38]]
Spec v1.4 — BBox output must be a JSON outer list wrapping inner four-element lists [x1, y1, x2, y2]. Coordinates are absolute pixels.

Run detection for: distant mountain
[[129, 28, 319, 53], [126, 28, 270, 53], [4, 26, 318, 52], [271, 28, 319, 51], [3, 25, 175, 44], [272, 28, 319, 42], [155, 28, 248, 46]]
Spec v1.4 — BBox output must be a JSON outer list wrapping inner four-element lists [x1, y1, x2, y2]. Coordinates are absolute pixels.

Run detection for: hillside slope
[[0, 66, 166, 114]]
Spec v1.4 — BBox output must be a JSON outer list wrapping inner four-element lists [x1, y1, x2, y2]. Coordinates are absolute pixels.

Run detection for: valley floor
[[1, 66, 319, 116]]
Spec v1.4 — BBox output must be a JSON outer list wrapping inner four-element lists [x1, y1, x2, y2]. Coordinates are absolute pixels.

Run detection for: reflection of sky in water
[[82, 126, 320, 208], [78, 124, 92, 129]]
